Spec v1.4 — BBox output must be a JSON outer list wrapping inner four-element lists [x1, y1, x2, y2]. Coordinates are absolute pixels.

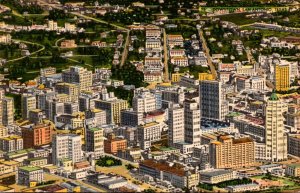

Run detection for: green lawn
[[251, 175, 300, 190], [217, 13, 260, 26]]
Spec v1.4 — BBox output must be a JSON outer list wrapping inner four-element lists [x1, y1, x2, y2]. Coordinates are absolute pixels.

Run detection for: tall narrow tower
[[168, 103, 184, 147], [184, 99, 201, 147], [265, 92, 287, 161]]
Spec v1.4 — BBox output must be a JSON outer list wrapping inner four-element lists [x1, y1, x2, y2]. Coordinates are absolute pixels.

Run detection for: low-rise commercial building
[[285, 163, 300, 177], [227, 183, 260, 192], [140, 160, 199, 188], [200, 170, 236, 184], [18, 166, 44, 186]]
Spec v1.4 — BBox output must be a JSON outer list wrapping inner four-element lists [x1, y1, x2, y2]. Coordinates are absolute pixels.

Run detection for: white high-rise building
[[199, 80, 228, 121], [0, 88, 4, 125], [264, 92, 287, 161], [52, 134, 82, 165], [132, 88, 156, 113], [184, 99, 201, 147], [168, 103, 184, 146]]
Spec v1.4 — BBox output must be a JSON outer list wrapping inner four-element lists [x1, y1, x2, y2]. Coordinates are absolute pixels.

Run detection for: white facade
[[52, 134, 82, 165], [184, 100, 201, 147], [168, 104, 184, 146], [264, 93, 287, 161], [133, 88, 157, 113]]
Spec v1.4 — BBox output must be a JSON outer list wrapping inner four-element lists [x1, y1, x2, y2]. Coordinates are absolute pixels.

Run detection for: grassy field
[[241, 27, 300, 38], [217, 13, 260, 25], [251, 175, 300, 190]]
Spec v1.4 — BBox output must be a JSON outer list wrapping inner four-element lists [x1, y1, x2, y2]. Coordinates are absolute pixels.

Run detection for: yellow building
[[199, 73, 214, 81], [275, 64, 290, 91], [95, 99, 128, 124], [209, 135, 255, 169], [171, 73, 183, 82]]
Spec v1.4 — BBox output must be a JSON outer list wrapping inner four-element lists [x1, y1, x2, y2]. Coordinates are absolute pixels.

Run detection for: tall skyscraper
[[184, 99, 201, 147], [264, 92, 287, 161], [21, 95, 37, 120], [62, 66, 92, 91], [2, 97, 14, 126], [52, 134, 82, 165], [0, 88, 4, 125], [275, 64, 290, 91], [86, 128, 104, 159], [168, 103, 184, 147], [199, 80, 228, 121]]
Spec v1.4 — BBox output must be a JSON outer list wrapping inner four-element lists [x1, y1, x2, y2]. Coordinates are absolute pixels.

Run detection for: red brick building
[[21, 124, 52, 148], [104, 134, 127, 154]]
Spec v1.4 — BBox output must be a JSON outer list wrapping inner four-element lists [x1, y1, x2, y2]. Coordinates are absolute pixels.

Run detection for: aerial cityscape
[[0, 0, 300, 192]]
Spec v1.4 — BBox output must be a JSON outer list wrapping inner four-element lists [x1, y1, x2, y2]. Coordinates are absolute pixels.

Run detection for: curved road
[[7, 39, 45, 63], [36, 0, 130, 67]]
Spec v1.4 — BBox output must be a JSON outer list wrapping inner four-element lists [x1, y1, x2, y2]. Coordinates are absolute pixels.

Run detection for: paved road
[[66, 57, 93, 67], [36, 0, 130, 67], [45, 172, 107, 192], [7, 39, 45, 63], [70, 12, 130, 67], [198, 29, 217, 79], [55, 37, 65, 47], [120, 31, 130, 66], [163, 28, 169, 82]]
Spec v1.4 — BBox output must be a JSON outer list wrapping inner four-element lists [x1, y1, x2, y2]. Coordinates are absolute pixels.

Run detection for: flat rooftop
[[19, 166, 42, 172], [201, 118, 230, 130], [141, 160, 185, 177], [200, 169, 233, 177]]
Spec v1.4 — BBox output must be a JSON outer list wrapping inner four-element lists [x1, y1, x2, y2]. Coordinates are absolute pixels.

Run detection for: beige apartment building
[[209, 135, 255, 169], [62, 66, 92, 91]]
